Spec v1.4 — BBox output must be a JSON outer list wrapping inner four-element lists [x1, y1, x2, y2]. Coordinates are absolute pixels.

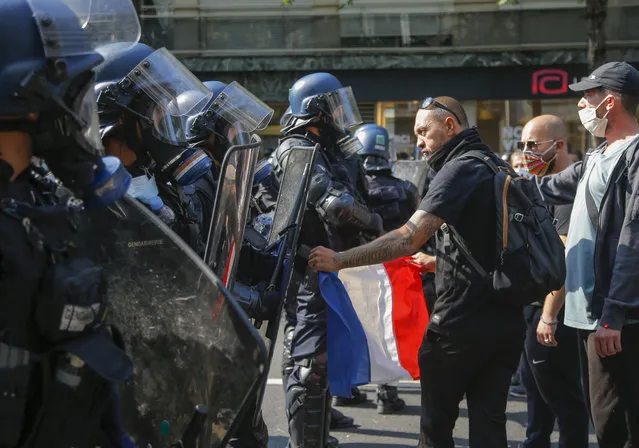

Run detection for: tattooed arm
[[308, 210, 443, 272]]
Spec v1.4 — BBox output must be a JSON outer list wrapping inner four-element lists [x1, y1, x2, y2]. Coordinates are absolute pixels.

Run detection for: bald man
[[518, 115, 589, 448], [310, 96, 525, 447]]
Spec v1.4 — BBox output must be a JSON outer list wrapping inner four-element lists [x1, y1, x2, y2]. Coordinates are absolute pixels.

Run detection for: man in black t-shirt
[[518, 115, 589, 448], [309, 96, 525, 447]]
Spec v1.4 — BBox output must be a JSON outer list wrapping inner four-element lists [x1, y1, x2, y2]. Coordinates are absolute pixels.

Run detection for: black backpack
[[443, 149, 567, 307]]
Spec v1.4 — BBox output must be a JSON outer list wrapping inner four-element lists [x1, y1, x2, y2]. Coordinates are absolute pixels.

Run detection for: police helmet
[[0, 0, 139, 156], [203, 80, 227, 99], [94, 42, 155, 139], [354, 124, 394, 172], [286, 72, 362, 134], [195, 79, 273, 149]]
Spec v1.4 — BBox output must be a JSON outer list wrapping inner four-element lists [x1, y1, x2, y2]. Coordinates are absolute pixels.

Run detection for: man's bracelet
[[540, 317, 558, 326]]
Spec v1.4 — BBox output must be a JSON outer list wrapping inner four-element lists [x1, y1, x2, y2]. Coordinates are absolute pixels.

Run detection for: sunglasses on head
[[516, 139, 556, 151], [420, 97, 462, 125]]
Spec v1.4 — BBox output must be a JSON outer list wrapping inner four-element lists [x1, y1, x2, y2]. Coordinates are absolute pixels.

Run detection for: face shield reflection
[[389, 142, 397, 162], [323, 87, 363, 132], [207, 82, 274, 134], [28, 0, 141, 58], [124, 48, 213, 145], [73, 79, 105, 155]]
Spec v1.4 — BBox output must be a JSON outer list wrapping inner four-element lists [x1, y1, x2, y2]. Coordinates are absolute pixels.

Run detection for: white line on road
[[266, 378, 421, 386]]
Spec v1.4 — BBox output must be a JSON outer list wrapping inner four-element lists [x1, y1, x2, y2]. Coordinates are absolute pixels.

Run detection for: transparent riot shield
[[252, 145, 319, 422], [86, 195, 266, 448], [204, 137, 261, 290], [392, 159, 432, 196]]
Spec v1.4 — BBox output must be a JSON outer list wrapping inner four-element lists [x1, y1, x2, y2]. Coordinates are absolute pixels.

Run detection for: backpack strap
[[440, 146, 504, 282], [441, 222, 491, 281], [462, 148, 515, 176]]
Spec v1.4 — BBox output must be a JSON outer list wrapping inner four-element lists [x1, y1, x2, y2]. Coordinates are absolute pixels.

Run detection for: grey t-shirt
[[564, 135, 639, 330]]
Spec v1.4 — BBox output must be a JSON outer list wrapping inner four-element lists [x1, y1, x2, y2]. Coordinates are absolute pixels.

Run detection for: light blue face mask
[[127, 172, 160, 205]]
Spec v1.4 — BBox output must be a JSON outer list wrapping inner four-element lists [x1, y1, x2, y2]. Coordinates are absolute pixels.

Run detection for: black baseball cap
[[569, 61, 639, 95]]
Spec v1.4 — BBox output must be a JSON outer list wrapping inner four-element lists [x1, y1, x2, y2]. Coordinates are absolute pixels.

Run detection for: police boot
[[329, 407, 354, 429], [287, 354, 329, 448], [376, 385, 405, 414], [331, 387, 368, 407], [225, 405, 269, 448]]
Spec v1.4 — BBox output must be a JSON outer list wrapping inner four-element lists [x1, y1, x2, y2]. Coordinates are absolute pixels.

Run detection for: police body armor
[[271, 134, 382, 448], [362, 170, 419, 232], [0, 166, 131, 448], [274, 134, 383, 251], [156, 171, 217, 257]]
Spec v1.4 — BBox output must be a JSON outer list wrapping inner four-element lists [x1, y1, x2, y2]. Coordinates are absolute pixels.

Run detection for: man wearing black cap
[[532, 61, 639, 447]]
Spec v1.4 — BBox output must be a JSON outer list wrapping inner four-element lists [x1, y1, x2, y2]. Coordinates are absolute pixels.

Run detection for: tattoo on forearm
[[334, 211, 443, 269]]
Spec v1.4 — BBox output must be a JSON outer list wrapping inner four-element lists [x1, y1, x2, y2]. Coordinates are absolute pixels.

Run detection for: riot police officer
[[272, 72, 383, 448], [94, 43, 220, 256], [0, 0, 140, 446], [353, 123, 418, 414], [355, 124, 418, 233]]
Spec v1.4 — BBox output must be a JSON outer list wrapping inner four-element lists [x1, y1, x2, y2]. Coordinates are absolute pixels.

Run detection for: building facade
[[139, 0, 639, 156]]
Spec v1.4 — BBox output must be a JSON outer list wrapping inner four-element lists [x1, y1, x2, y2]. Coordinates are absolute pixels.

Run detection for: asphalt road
[[261, 334, 598, 448]]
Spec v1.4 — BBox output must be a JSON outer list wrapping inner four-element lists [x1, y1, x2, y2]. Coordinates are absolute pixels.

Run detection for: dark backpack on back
[[445, 149, 566, 307]]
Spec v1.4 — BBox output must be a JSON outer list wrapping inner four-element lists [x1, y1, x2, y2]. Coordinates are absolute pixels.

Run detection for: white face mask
[[127, 173, 159, 204], [578, 95, 611, 138]]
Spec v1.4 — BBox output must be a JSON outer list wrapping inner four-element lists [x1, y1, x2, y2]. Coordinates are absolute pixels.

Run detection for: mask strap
[[540, 140, 558, 157], [596, 95, 613, 117]]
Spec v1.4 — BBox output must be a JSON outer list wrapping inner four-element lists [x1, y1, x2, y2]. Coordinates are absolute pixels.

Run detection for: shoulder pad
[[272, 134, 317, 180]]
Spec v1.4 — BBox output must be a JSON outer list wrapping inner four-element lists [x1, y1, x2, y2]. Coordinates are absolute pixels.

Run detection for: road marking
[[266, 378, 421, 386]]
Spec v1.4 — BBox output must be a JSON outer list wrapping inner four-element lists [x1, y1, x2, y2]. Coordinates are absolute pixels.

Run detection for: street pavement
[[261, 335, 598, 448]]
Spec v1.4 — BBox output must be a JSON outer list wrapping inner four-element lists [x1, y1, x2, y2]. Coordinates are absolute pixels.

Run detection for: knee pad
[[296, 353, 328, 392], [281, 325, 295, 378], [286, 354, 329, 448]]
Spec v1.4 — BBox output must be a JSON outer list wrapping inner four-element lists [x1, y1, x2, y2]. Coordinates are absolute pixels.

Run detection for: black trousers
[[417, 318, 523, 448], [580, 324, 639, 448], [520, 306, 589, 448]]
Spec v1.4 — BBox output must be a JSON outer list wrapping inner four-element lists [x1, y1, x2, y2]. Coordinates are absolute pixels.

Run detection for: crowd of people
[[311, 60, 639, 448], [1, 0, 639, 447]]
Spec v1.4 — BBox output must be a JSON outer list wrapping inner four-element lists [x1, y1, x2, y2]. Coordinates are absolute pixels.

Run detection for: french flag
[[319, 257, 430, 397]]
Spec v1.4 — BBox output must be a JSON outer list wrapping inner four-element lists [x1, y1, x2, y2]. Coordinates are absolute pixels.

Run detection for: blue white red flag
[[319, 257, 430, 397]]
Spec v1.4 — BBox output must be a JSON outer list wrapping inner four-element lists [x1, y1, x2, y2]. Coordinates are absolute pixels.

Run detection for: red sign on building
[[532, 69, 569, 95]]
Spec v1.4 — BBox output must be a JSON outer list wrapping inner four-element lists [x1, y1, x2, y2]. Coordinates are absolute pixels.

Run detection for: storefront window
[[378, 101, 422, 159]]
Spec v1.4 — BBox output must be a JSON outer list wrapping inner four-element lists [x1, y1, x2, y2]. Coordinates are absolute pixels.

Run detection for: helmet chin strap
[[0, 119, 39, 134]]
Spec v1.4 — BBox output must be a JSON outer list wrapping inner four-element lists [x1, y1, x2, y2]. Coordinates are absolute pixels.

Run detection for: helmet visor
[[208, 81, 274, 133], [124, 48, 213, 145], [28, 0, 141, 58], [324, 87, 363, 132], [74, 78, 104, 154], [389, 141, 397, 162]]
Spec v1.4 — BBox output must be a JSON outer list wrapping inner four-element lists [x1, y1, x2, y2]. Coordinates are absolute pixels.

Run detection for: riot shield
[[204, 137, 261, 290], [86, 195, 266, 448], [252, 145, 319, 422], [392, 159, 432, 196]]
